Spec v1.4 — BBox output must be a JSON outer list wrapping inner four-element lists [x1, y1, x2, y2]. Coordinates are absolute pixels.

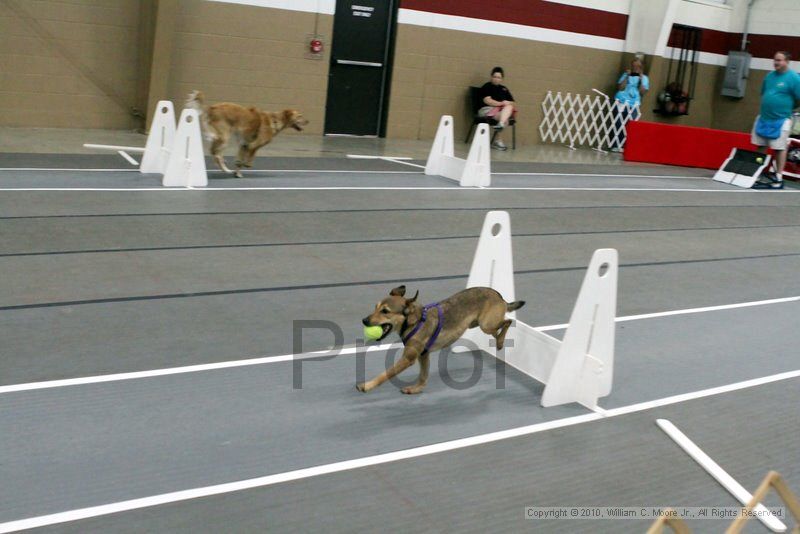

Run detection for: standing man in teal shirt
[[752, 51, 800, 188]]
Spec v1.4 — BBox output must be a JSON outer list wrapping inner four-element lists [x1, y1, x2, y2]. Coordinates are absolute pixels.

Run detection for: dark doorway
[[324, 0, 397, 136]]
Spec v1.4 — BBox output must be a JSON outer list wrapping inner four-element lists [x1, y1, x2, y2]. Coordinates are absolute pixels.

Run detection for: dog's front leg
[[356, 349, 419, 393], [243, 145, 259, 168], [235, 145, 248, 168], [401, 352, 429, 395]]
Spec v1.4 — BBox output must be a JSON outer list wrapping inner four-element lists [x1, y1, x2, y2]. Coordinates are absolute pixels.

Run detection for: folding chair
[[464, 86, 516, 149]]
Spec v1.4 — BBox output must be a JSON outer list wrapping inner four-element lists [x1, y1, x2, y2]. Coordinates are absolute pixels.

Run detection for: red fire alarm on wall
[[306, 34, 324, 60]]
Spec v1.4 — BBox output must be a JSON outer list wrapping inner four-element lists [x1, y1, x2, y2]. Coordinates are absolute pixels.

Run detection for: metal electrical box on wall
[[721, 51, 751, 98]]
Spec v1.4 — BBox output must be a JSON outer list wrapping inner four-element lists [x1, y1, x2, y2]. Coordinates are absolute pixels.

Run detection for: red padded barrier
[[624, 120, 757, 170]]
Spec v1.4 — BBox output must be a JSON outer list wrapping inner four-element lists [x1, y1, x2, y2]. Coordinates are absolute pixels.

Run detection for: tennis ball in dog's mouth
[[363, 325, 384, 340]]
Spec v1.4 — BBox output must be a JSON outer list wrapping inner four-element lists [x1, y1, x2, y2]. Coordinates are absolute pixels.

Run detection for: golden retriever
[[186, 90, 308, 177]]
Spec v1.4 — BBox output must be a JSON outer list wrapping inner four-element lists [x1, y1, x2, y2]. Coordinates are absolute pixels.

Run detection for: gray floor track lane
[[4, 206, 800, 257], [3, 219, 800, 307], [1, 308, 798, 525], [37, 379, 796, 534], [1, 186, 799, 386], [0, 153, 715, 176], [0, 153, 764, 190], [3, 189, 798, 218], [9, 171, 796, 191], [0, 154, 408, 172], [2, 256, 799, 387], [0, 351, 587, 523], [2, 160, 799, 533]]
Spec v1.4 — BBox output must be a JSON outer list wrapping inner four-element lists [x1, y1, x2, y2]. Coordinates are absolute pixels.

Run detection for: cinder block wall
[[165, 0, 333, 135], [1, 0, 796, 142], [387, 24, 622, 144], [0, 0, 146, 129]]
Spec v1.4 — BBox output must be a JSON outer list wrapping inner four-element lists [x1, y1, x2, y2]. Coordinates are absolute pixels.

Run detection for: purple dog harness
[[402, 303, 444, 354]]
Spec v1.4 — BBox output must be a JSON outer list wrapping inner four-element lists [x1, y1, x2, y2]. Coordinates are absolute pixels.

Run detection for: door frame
[[324, 0, 399, 137], [377, 0, 398, 138]]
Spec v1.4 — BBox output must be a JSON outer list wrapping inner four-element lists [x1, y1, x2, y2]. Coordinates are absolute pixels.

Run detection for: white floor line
[[0, 168, 422, 174], [600, 370, 800, 417], [493, 172, 709, 180], [235, 169, 423, 174], [0, 342, 400, 395], [0, 168, 139, 172], [1, 370, 797, 533], [0, 169, 713, 180], [656, 419, 786, 532], [347, 154, 426, 169], [0, 187, 783, 193], [346, 154, 414, 160], [2, 295, 797, 395], [536, 295, 800, 332]]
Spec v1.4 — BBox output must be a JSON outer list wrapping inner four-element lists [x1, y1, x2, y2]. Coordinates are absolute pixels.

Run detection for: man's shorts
[[751, 116, 792, 150], [477, 106, 497, 118]]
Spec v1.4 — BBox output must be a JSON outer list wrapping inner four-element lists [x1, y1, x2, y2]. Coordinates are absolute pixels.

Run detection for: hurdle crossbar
[[83, 144, 146, 153]]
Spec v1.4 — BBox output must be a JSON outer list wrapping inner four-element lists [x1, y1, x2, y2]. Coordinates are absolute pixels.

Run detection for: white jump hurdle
[[458, 211, 618, 409], [162, 108, 207, 187], [83, 100, 176, 173], [425, 115, 491, 188], [83, 100, 208, 187], [140, 101, 176, 174]]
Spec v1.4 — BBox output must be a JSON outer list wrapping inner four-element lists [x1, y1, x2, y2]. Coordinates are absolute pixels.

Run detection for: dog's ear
[[389, 285, 406, 297], [402, 291, 418, 316], [282, 109, 295, 122]]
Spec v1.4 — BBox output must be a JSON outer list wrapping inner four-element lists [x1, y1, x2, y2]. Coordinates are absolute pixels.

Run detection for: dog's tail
[[185, 90, 206, 112], [186, 90, 213, 140], [506, 300, 526, 312]]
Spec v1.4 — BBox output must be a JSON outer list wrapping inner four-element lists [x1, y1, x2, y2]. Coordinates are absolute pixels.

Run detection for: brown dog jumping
[[359, 285, 525, 394], [186, 90, 308, 177]]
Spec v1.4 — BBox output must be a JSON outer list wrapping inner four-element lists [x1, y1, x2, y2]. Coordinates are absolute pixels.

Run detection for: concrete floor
[[0, 125, 631, 165], [1, 135, 799, 533]]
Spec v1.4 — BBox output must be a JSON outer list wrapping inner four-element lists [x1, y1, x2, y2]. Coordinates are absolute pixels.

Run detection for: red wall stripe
[[669, 27, 800, 59], [399, 0, 628, 40], [747, 34, 800, 59], [400, 1, 800, 60]]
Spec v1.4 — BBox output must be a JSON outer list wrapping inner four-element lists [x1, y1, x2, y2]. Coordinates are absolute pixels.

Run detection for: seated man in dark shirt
[[478, 66, 516, 150]]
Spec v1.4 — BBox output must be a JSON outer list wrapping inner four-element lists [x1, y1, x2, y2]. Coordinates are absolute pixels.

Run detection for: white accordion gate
[[539, 91, 640, 152]]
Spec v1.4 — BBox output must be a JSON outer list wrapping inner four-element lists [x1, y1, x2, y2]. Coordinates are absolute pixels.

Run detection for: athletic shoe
[[609, 147, 623, 153], [492, 122, 505, 130], [752, 175, 784, 189], [491, 140, 507, 151]]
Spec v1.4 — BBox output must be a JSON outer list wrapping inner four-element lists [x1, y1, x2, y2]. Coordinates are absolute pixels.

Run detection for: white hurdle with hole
[[140, 101, 177, 174], [162, 108, 207, 187], [457, 211, 618, 409], [425, 115, 491, 187], [83, 100, 176, 174], [84, 100, 208, 187]]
